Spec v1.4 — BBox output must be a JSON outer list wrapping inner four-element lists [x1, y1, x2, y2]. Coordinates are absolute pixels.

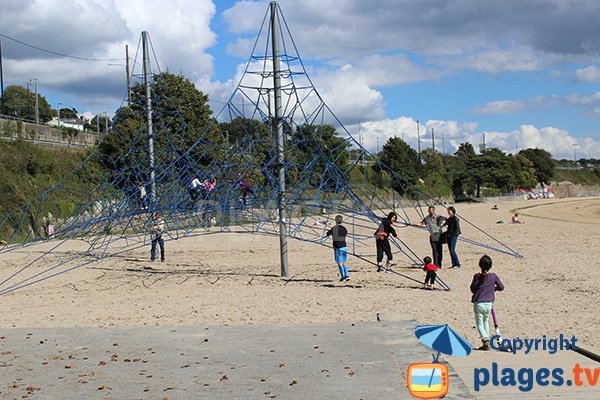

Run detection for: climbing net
[[0, 3, 520, 295]]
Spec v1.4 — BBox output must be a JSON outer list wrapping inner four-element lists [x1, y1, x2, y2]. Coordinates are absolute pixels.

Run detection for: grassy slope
[[0, 140, 99, 240]]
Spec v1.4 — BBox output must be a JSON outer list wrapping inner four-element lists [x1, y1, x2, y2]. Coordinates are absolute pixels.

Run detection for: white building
[[47, 117, 85, 131]]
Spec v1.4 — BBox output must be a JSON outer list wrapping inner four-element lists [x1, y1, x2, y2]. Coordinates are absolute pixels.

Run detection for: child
[[374, 212, 399, 272], [149, 212, 166, 262], [511, 213, 523, 224], [137, 180, 147, 209], [422, 256, 438, 290], [326, 215, 349, 281], [470, 255, 504, 351]]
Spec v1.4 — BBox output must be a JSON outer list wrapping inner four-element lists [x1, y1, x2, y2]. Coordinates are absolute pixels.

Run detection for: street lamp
[[57, 102, 62, 127], [29, 78, 38, 125], [573, 143, 578, 163]]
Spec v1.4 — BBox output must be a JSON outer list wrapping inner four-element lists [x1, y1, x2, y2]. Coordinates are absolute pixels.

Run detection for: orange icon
[[406, 362, 449, 399]]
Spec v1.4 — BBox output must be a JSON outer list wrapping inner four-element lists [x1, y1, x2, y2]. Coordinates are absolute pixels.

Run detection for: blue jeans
[[447, 236, 460, 267], [151, 234, 165, 261], [474, 302, 493, 340]]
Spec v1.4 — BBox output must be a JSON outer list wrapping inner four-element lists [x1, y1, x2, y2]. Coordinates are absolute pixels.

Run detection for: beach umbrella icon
[[415, 324, 472, 360]]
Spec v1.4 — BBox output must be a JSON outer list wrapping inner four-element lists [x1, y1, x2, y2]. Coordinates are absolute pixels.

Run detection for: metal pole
[[142, 31, 156, 206], [104, 112, 108, 134], [270, 1, 288, 277], [34, 80, 39, 125], [0, 39, 4, 114], [431, 127, 435, 153], [57, 103, 61, 127], [126, 44, 131, 107], [416, 120, 421, 162], [96, 114, 99, 134]]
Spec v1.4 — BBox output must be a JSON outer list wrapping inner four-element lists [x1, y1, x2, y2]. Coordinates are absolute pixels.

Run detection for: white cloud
[[349, 117, 600, 160], [1, 0, 217, 114], [472, 100, 528, 115], [573, 66, 600, 83]]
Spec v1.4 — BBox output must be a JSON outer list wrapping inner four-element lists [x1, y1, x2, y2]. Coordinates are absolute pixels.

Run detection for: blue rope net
[[0, 3, 520, 295]]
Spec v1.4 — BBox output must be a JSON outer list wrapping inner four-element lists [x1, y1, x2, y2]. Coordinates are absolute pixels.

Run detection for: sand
[[1, 197, 599, 350]]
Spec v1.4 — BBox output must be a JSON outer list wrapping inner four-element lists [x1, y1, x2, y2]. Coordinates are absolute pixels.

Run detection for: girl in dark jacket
[[375, 212, 398, 272]]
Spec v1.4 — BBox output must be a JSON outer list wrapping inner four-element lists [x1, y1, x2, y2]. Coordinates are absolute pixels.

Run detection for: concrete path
[[0, 314, 472, 399]]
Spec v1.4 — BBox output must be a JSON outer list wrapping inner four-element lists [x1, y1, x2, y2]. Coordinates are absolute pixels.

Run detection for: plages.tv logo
[[407, 324, 472, 399]]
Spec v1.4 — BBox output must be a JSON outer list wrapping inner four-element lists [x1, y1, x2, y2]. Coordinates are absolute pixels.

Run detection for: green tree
[[518, 148, 555, 185], [2, 85, 54, 122], [376, 137, 420, 195], [96, 72, 218, 187], [420, 148, 452, 197]]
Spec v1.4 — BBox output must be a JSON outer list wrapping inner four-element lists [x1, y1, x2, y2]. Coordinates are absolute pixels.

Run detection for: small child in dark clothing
[[326, 215, 350, 281], [422, 256, 438, 290]]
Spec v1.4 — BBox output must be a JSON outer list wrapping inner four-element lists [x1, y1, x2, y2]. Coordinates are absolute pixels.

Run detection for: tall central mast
[[142, 31, 156, 206], [270, 1, 288, 277]]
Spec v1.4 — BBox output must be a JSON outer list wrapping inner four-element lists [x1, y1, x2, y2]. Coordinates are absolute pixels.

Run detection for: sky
[[2, 0, 600, 160]]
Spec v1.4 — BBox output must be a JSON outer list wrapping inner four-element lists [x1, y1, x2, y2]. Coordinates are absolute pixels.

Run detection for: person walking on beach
[[375, 212, 399, 272], [470, 255, 504, 351], [443, 206, 461, 268], [149, 212, 166, 263], [421, 206, 445, 268], [325, 215, 350, 281], [422, 256, 438, 290]]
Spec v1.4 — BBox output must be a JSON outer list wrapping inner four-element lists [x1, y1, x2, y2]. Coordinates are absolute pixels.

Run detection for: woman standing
[[444, 206, 461, 268]]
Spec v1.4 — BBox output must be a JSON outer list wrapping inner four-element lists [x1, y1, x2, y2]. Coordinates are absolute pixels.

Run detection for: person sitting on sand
[[511, 213, 523, 224], [491, 204, 499, 210], [422, 256, 438, 290]]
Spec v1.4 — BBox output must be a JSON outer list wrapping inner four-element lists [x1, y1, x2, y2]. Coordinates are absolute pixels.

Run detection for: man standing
[[421, 206, 445, 268]]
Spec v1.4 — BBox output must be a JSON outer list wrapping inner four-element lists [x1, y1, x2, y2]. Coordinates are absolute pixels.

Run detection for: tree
[[376, 137, 421, 195], [518, 148, 555, 185], [96, 72, 219, 188], [2, 85, 54, 122], [59, 107, 78, 120], [84, 114, 112, 133]]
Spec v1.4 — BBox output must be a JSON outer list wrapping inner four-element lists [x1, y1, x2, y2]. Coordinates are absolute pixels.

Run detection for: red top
[[423, 263, 438, 272]]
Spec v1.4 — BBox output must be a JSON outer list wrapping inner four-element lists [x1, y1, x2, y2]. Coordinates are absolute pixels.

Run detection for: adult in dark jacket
[[443, 206, 461, 268], [375, 212, 398, 272]]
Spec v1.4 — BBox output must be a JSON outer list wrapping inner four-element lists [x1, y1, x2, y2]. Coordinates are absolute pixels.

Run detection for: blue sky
[[2, 0, 599, 159]]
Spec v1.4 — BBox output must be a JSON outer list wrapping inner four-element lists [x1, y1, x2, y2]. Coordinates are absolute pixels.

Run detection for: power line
[[0, 33, 121, 62]]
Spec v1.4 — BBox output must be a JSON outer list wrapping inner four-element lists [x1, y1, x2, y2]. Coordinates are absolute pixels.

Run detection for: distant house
[[47, 117, 85, 131]]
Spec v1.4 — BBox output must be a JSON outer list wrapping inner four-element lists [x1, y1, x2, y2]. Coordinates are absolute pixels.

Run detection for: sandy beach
[[1, 196, 599, 351]]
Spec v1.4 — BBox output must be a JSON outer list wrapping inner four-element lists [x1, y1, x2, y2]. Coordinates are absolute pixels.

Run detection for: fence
[[0, 117, 98, 149]]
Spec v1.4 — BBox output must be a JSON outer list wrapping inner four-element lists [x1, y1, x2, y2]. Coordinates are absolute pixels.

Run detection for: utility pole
[[442, 130, 446, 155], [431, 127, 435, 153], [29, 79, 39, 125], [0, 39, 4, 115], [126, 44, 131, 107], [57, 103, 62, 127], [96, 114, 100, 134], [416, 120, 421, 162], [270, 1, 288, 277]]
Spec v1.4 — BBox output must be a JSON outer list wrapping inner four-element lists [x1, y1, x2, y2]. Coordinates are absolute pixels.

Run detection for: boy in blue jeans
[[326, 215, 349, 281]]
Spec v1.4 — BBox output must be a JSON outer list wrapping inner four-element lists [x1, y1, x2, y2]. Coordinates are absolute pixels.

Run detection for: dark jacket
[[326, 225, 348, 249], [445, 215, 461, 238], [375, 218, 397, 241]]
